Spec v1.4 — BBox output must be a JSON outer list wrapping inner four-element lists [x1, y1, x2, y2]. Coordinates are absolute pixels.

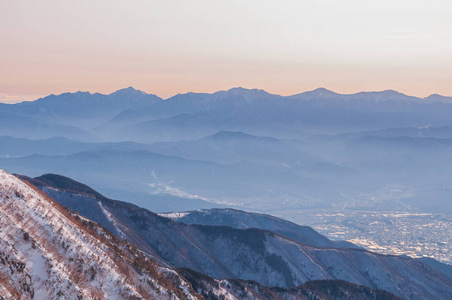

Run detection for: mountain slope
[[160, 208, 357, 249], [22, 173, 452, 299], [0, 169, 201, 299], [419, 257, 452, 281], [179, 268, 402, 300], [1, 169, 404, 300]]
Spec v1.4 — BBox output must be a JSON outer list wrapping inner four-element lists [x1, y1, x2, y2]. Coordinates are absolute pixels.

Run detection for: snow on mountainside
[[21, 173, 452, 300], [0, 169, 199, 299], [1, 169, 404, 300], [179, 268, 402, 300]]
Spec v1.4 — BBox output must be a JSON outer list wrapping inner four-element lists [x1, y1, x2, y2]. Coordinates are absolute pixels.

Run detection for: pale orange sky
[[1, 0, 452, 103]]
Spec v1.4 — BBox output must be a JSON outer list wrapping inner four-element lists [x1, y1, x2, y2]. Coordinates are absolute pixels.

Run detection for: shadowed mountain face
[[160, 208, 358, 249], [19, 173, 452, 300]]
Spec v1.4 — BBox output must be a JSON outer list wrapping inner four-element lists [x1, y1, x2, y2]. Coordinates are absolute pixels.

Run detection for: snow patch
[[98, 201, 126, 238], [159, 212, 190, 219]]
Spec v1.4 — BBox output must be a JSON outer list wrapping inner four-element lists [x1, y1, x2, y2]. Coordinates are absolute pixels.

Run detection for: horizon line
[[1, 86, 451, 104]]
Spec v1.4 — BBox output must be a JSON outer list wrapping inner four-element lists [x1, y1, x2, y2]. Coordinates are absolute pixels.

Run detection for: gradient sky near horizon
[[1, 0, 452, 102]]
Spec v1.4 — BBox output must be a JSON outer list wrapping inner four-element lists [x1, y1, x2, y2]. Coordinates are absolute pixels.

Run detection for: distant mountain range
[[0, 87, 161, 128], [1, 86, 452, 142], [16, 172, 452, 299]]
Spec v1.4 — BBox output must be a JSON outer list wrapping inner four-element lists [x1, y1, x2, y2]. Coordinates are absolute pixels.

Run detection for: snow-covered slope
[[23, 173, 452, 299], [1, 169, 404, 300], [0, 169, 199, 299], [179, 268, 402, 300]]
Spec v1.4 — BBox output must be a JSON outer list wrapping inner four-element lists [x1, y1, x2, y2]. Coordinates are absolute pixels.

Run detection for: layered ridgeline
[[0, 87, 161, 129], [2, 87, 452, 142], [160, 208, 358, 249], [3, 88, 452, 215], [5, 128, 452, 214], [19, 173, 452, 299], [0, 169, 404, 300]]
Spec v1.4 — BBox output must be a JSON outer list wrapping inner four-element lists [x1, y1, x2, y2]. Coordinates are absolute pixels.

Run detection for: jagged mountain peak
[[53, 90, 93, 98], [31, 87, 152, 104], [30, 91, 92, 103], [226, 87, 270, 94], [109, 86, 148, 96]]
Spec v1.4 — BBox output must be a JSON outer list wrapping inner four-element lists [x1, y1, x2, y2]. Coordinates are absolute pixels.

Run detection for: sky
[[1, 0, 451, 102]]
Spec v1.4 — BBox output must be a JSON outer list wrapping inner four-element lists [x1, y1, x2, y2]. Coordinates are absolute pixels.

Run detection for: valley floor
[[275, 209, 452, 264]]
